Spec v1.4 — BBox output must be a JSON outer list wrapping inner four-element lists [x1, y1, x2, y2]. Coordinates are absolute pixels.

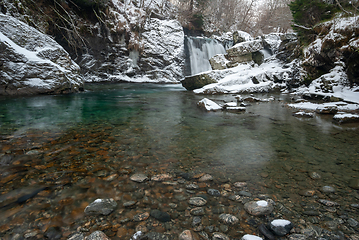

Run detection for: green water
[[0, 83, 358, 239]]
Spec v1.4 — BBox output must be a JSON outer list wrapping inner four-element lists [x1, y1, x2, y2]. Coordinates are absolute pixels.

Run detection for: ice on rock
[[241, 234, 263, 240]]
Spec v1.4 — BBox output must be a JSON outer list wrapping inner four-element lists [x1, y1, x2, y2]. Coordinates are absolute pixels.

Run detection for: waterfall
[[184, 36, 226, 76], [259, 48, 273, 59]]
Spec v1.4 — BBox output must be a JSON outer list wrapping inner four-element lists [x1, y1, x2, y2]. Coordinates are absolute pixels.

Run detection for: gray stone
[[209, 54, 229, 70], [192, 216, 202, 226], [133, 212, 150, 221], [347, 218, 358, 227], [219, 213, 239, 225], [130, 173, 148, 183], [239, 191, 252, 197], [190, 207, 205, 216], [0, 14, 84, 96], [288, 234, 307, 240], [67, 233, 84, 240], [179, 230, 199, 240], [86, 231, 110, 240], [186, 184, 199, 190], [212, 232, 230, 240], [150, 209, 171, 222], [84, 199, 117, 215], [244, 200, 274, 216], [321, 186, 335, 193], [269, 219, 293, 236], [207, 189, 221, 196], [151, 173, 172, 182], [233, 182, 247, 188], [309, 172, 321, 179], [123, 200, 137, 208], [349, 179, 359, 190], [181, 73, 217, 91], [145, 232, 170, 240], [189, 197, 207, 206], [318, 199, 339, 207], [199, 174, 213, 182]]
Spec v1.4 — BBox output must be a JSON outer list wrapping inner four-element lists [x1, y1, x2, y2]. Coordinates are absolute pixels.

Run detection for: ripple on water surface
[[0, 83, 358, 239]]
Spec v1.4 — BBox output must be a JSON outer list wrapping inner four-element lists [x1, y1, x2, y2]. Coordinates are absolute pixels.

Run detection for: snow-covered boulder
[[209, 54, 230, 70], [0, 14, 84, 95], [181, 73, 217, 91], [225, 39, 263, 64], [233, 30, 253, 44], [197, 98, 222, 111], [141, 18, 185, 81], [333, 113, 359, 124]]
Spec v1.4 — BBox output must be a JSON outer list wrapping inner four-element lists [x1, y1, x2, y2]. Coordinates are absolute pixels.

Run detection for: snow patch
[[242, 234, 263, 240], [197, 98, 222, 111], [256, 200, 268, 207], [271, 219, 291, 227]]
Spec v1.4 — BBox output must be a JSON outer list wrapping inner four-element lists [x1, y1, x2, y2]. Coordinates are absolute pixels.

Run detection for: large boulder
[[181, 73, 217, 91], [0, 14, 84, 95], [225, 39, 264, 66]]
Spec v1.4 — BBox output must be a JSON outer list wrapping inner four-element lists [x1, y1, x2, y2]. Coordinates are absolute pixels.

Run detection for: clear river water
[[0, 83, 358, 240]]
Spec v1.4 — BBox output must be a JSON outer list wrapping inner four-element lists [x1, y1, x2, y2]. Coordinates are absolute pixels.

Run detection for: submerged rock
[[244, 200, 274, 216], [84, 198, 117, 215], [0, 14, 84, 95], [219, 214, 239, 225]]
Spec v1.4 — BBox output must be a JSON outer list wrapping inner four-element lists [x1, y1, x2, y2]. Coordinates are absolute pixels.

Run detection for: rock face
[[225, 39, 263, 65], [0, 14, 84, 95]]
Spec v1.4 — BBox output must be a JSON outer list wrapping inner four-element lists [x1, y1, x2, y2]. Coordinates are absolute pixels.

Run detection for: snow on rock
[[141, 18, 185, 81], [197, 98, 222, 111], [241, 234, 263, 240], [244, 200, 274, 216], [225, 39, 263, 64], [333, 113, 359, 124], [288, 101, 359, 112], [210, 54, 231, 70], [269, 219, 293, 236], [193, 59, 297, 94], [0, 14, 84, 95]]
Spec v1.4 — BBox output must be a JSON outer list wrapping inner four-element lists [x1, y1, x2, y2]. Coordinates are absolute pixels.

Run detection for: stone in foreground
[[269, 219, 293, 236], [86, 231, 110, 240], [84, 198, 117, 215], [244, 200, 274, 216], [241, 234, 263, 240], [197, 98, 222, 111]]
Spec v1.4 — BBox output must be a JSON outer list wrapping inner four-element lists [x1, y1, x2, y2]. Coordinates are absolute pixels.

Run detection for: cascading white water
[[185, 36, 226, 76], [259, 48, 272, 59]]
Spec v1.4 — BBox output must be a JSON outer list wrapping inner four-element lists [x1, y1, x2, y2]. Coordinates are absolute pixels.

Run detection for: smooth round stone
[[186, 184, 199, 190], [190, 207, 205, 216], [244, 200, 274, 216], [133, 212, 150, 221], [212, 232, 230, 240], [199, 174, 213, 182], [130, 173, 148, 183], [349, 178, 359, 190], [241, 234, 263, 240], [150, 209, 171, 222], [234, 182, 247, 188], [321, 186, 335, 193], [123, 201, 137, 208], [207, 189, 221, 196], [269, 219, 293, 236], [84, 199, 117, 215], [219, 213, 239, 225], [86, 231, 110, 240], [189, 197, 207, 206], [309, 172, 321, 179], [179, 230, 200, 240], [239, 190, 252, 197], [151, 174, 172, 182], [317, 199, 339, 207]]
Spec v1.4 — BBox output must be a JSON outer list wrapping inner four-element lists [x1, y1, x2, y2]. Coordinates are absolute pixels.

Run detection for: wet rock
[[182, 73, 218, 91], [150, 209, 171, 222], [133, 212, 150, 221], [299, 189, 315, 197], [86, 231, 110, 240], [144, 232, 170, 240], [309, 172, 321, 179], [212, 232, 230, 240], [197, 98, 222, 112], [293, 111, 314, 118], [269, 219, 293, 236], [179, 230, 200, 240], [239, 190, 252, 197], [315, 106, 338, 114], [321, 186, 335, 193], [349, 179, 359, 190], [207, 189, 221, 196], [44, 227, 62, 239], [348, 218, 358, 228], [234, 182, 247, 188], [192, 216, 202, 226], [199, 174, 213, 181], [151, 174, 172, 182], [259, 224, 275, 240], [219, 213, 239, 225], [212, 206, 226, 214], [84, 199, 117, 215], [288, 234, 307, 240], [189, 197, 207, 206], [186, 184, 199, 190], [241, 234, 264, 240], [333, 113, 359, 124], [130, 173, 148, 183], [190, 207, 205, 216], [303, 210, 320, 216], [244, 200, 274, 216], [67, 232, 84, 240], [317, 199, 339, 207], [123, 201, 137, 208]]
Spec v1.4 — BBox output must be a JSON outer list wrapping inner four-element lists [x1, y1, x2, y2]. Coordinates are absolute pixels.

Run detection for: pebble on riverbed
[[244, 200, 274, 216], [130, 173, 148, 183], [241, 234, 263, 240], [84, 199, 117, 215]]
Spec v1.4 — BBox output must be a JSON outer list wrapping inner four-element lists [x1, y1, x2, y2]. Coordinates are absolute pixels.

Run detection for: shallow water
[[0, 83, 358, 239]]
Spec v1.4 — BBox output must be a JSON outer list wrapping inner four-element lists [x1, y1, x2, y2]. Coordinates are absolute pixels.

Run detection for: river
[[0, 83, 358, 239]]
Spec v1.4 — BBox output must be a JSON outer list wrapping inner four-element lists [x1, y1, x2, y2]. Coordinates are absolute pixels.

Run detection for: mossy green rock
[[181, 73, 217, 91]]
